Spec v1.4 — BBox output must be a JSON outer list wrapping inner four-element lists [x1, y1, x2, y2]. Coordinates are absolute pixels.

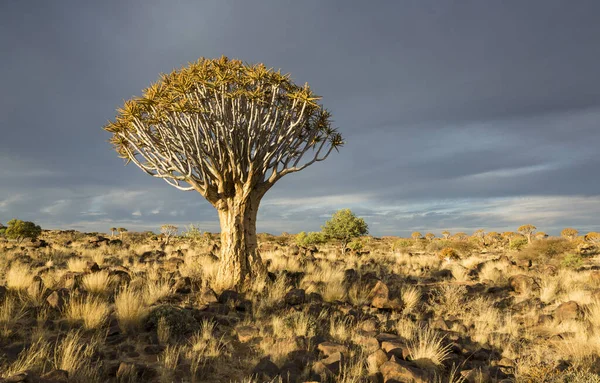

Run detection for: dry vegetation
[[0, 229, 599, 382]]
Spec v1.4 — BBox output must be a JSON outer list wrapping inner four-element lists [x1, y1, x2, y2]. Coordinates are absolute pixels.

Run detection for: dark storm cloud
[[1, 0, 599, 236]]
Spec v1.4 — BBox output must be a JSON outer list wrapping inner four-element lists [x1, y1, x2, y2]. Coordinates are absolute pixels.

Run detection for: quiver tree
[[441, 231, 450, 240], [160, 224, 179, 245], [585, 232, 600, 244], [473, 229, 486, 246], [109, 227, 117, 238], [561, 228, 579, 241], [105, 56, 343, 290], [117, 228, 127, 240], [425, 233, 435, 242], [517, 224, 536, 244], [411, 232, 422, 241]]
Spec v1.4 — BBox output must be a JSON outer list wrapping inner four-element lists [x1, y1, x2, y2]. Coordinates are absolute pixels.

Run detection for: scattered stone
[[367, 349, 388, 371], [46, 289, 69, 310], [554, 301, 581, 322], [40, 369, 69, 382], [284, 288, 306, 306], [236, 325, 259, 343], [317, 341, 348, 356], [380, 357, 430, 383], [219, 290, 240, 304], [508, 274, 537, 294], [252, 357, 280, 380], [369, 281, 402, 310], [172, 276, 192, 294]]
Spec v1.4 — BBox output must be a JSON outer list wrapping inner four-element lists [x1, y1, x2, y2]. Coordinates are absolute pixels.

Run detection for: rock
[[0, 285, 7, 302], [284, 288, 306, 306], [367, 349, 388, 371], [40, 369, 69, 382], [431, 317, 449, 331], [369, 281, 403, 310], [252, 358, 280, 380], [199, 287, 219, 304], [554, 301, 581, 322], [219, 290, 240, 304], [172, 277, 192, 294], [143, 345, 164, 355], [236, 325, 259, 343], [314, 351, 343, 375], [461, 368, 490, 383], [508, 274, 537, 295], [46, 289, 69, 310], [27, 276, 45, 300], [381, 340, 408, 359], [380, 357, 430, 383], [353, 330, 380, 353], [317, 341, 348, 356], [116, 362, 157, 381]]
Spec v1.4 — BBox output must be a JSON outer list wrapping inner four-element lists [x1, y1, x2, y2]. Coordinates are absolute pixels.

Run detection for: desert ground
[[0, 229, 599, 383]]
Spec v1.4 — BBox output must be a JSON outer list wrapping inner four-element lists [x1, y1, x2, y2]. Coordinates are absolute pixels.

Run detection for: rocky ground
[[0, 230, 599, 382]]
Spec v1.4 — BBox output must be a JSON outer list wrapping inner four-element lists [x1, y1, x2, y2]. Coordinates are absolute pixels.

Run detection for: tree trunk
[[215, 192, 266, 290]]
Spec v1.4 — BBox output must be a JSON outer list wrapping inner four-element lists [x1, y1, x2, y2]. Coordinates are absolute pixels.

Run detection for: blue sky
[[1, 1, 600, 236]]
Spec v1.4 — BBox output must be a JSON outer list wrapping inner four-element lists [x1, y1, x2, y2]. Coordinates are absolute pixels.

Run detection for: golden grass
[[0, 296, 26, 338], [114, 287, 148, 333], [143, 277, 172, 305], [5, 263, 34, 290], [53, 330, 101, 382], [67, 258, 89, 273], [401, 285, 421, 314], [65, 295, 110, 330], [81, 270, 114, 295], [406, 325, 451, 368], [1, 337, 50, 377]]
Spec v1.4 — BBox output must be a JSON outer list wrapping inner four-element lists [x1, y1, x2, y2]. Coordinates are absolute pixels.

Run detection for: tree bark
[[215, 192, 266, 290]]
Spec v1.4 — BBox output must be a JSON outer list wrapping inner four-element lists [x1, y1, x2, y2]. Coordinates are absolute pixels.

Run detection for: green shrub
[[392, 239, 413, 251], [295, 231, 326, 247], [347, 239, 363, 251], [427, 239, 477, 257], [509, 238, 528, 251], [321, 209, 368, 253], [5, 219, 42, 243], [183, 223, 203, 241], [561, 253, 583, 269], [145, 305, 199, 338]]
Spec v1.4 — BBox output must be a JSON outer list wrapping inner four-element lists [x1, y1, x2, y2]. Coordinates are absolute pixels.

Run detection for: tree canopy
[[322, 209, 368, 253]]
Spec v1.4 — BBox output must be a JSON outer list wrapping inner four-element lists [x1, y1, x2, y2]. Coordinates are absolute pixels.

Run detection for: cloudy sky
[[1, 1, 599, 237]]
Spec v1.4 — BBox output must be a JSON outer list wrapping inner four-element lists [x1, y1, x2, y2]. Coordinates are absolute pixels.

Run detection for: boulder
[[554, 301, 581, 322], [380, 357, 430, 383], [369, 281, 402, 310], [46, 289, 69, 310], [508, 274, 537, 295], [284, 288, 306, 306], [317, 341, 348, 357], [252, 358, 280, 380], [236, 325, 259, 343]]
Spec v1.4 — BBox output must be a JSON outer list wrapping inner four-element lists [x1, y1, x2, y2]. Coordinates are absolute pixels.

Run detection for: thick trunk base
[[214, 195, 266, 291]]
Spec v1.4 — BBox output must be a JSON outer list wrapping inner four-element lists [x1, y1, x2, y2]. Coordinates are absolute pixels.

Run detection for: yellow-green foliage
[[438, 247, 459, 261]]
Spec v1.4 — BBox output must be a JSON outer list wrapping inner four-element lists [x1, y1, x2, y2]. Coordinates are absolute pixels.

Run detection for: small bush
[[561, 253, 583, 269], [145, 305, 199, 338], [392, 239, 413, 251], [5, 219, 42, 243], [438, 247, 459, 261], [347, 239, 363, 251], [509, 238, 528, 251], [295, 231, 326, 247]]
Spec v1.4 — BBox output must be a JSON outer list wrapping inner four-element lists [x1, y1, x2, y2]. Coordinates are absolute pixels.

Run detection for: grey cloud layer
[[1, 0, 599, 236]]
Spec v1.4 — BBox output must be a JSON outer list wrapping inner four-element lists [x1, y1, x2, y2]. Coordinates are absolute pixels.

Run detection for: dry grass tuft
[[5, 263, 34, 290], [114, 287, 148, 333], [406, 325, 451, 368], [82, 270, 114, 295], [65, 295, 110, 330]]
